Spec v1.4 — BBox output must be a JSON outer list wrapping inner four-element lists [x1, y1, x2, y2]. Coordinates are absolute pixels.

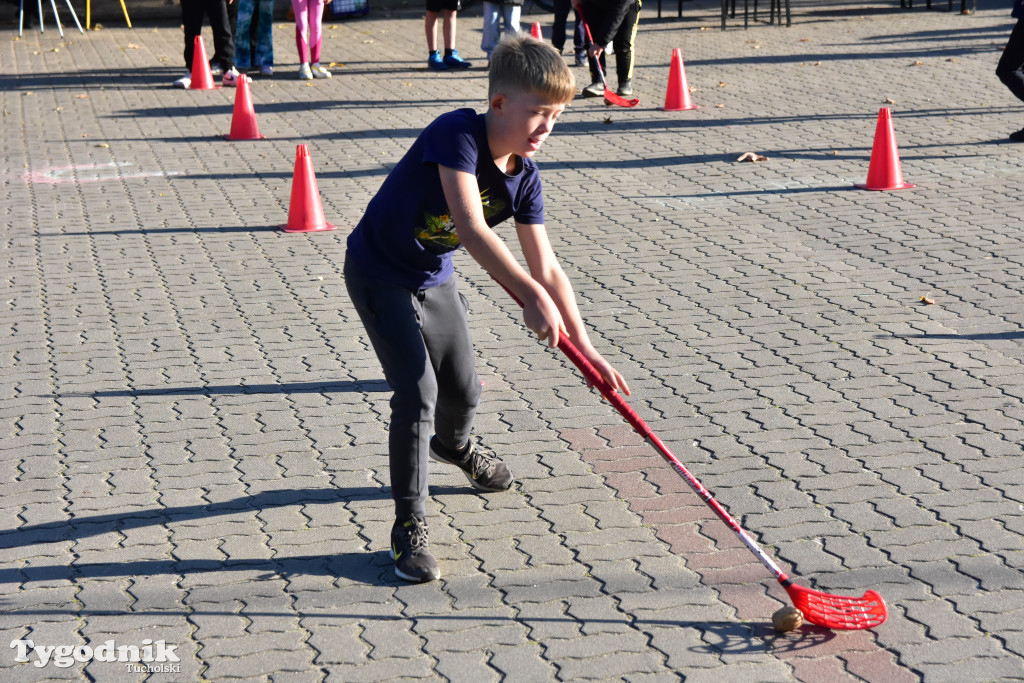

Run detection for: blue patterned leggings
[[234, 0, 275, 69]]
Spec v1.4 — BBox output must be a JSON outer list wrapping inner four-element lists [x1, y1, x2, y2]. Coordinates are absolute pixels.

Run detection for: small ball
[[772, 606, 804, 632]]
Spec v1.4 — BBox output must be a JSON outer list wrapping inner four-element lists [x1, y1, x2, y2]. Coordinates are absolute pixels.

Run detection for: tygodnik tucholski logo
[[11, 638, 181, 672]]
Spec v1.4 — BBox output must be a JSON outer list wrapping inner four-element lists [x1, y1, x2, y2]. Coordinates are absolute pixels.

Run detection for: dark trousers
[[997, 18, 1024, 104], [552, 0, 583, 54], [345, 266, 480, 520], [585, 0, 641, 86], [181, 0, 236, 71]]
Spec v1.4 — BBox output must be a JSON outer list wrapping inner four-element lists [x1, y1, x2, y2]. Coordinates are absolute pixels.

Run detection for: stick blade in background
[[603, 89, 640, 108]]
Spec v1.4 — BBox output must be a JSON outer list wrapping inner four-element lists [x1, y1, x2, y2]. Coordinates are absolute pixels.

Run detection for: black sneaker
[[575, 50, 587, 67], [581, 81, 604, 98], [429, 436, 513, 492], [1010, 127, 1024, 142], [617, 80, 633, 96], [390, 516, 440, 582]]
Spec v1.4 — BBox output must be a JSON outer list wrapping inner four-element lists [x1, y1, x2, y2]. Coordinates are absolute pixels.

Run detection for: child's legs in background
[[206, 0, 235, 70], [234, 0, 255, 69], [441, 9, 457, 51], [997, 19, 1024, 103], [480, 2, 501, 57], [503, 4, 520, 35], [306, 0, 325, 63], [180, 0, 205, 69], [425, 9, 440, 52], [254, 0, 275, 67], [292, 0, 310, 62], [610, 0, 639, 85]]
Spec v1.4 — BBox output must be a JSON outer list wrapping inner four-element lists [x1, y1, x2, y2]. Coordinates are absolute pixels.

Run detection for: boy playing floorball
[[344, 34, 631, 582]]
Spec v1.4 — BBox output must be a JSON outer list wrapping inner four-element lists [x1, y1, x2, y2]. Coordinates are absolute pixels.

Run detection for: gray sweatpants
[[344, 264, 481, 519]]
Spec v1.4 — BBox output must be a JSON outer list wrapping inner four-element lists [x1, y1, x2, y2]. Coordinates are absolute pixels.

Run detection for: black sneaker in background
[[1010, 128, 1024, 142], [429, 436, 514, 492], [390, 516, 440, 582]]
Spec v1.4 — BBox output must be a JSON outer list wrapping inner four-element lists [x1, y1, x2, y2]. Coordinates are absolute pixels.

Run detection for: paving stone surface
[[2, 0, 1024, 680]]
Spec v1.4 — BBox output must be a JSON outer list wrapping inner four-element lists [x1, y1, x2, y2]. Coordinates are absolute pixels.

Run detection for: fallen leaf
[[126, 43, 140, 49], [715, 103, 725, 108], [363, 39, 374, 44], [884, 97, 896, 104], [798, 38, 809, 42], [813, 61, 821, 66], [51, 47, 60, 52], [96, 143, 109, 148], [920, 296, 936, 305], [54, 107, 63, 112], [945, 57, 958, 62], [76, 93, 88, 99], [603, 116, 613, 124], [911, 60, 923, 66], [832, 150, 838, 155], [92, 23, 103, 29], [737, 152, 768, 162], [718, 81, 727, 87]]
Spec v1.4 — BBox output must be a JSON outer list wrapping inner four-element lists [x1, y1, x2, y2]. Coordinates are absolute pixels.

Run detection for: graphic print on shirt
[[416, 186, 508, 254]]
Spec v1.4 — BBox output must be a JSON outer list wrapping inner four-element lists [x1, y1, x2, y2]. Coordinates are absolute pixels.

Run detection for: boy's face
[[489, 89, 566, 160]]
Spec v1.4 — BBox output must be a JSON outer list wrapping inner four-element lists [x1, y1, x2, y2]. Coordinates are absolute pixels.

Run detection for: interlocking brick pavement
[[3, 0, 1024, 680]]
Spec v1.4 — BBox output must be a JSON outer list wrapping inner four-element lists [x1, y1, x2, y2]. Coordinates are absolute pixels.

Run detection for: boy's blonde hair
[[488, 33, 576, 104]]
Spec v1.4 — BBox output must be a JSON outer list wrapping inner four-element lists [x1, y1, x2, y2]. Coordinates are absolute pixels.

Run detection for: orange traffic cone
[[189, 35, 220, 90], [280, 145, 336, 233], [663, 48, 697, 111], [224, 74, 264, 140], [531, 22, 543, 40], [855, 107, 915, 191]]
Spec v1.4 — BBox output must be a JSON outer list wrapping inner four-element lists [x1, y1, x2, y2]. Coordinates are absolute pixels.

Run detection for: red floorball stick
[[578, 11, 640, 108], [497, 279, 888, 630]]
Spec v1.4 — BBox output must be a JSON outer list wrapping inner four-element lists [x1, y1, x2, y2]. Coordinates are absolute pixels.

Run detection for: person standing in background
[[235, 0, 275, 77], [573, 0, 640, 97], [425, 0, 472, 70], [174, 0, 240, 88], [996, 0, 1024, 141], [293, 0, 331, 79], [481, 0, 522, 63], [552, 0, 585, 67]]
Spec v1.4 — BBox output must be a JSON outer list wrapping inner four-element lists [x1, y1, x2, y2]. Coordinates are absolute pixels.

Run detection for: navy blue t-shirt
[[346, 108, 545, 290]]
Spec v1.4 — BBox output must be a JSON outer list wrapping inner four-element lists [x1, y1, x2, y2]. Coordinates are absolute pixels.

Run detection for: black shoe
[[429, 436, 513, 492], [390, 516, 440, 582], [581, 81, 604, 98], [1010, 127, 1024, 142], [617, 80, 633, 96]]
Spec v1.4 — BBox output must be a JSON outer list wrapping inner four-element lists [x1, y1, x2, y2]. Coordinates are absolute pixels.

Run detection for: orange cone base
[[855, 181, 915, 191], [280, 221, 336, 233], [224, 132, 266, 141]]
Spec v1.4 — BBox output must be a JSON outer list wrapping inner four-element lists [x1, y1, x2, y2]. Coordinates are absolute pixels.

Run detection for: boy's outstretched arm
[[440, 166, 567, 350], [515, 220, 631, 396]]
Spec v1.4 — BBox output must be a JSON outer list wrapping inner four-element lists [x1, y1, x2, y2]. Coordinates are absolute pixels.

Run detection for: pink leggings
[[292, 0, 325, 64]]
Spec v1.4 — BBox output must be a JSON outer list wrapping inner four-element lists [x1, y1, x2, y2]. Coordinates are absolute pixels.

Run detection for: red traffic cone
[[530, 22, 543, 40], [855, 107, 915, 191], [224, 74, 264, 140], [280, 145, 336, 233], [663, 48, 697, 111], [189, 35, 220, 90]]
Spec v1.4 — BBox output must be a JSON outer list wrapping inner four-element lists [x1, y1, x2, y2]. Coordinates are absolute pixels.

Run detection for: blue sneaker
[[443, 49, 471, 69], [428, 51, 448, 70]]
